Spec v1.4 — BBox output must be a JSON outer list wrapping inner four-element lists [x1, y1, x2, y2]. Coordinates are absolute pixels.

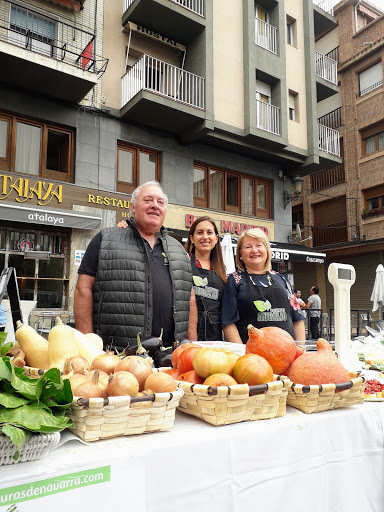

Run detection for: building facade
[[0, 0, 340, 322], [294, 0, 384, 324]]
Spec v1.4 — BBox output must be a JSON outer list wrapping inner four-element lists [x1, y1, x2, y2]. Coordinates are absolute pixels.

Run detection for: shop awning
[[42, 0, 85, 12], [0, 203, 101, 230], [270, 242, 326, 264]]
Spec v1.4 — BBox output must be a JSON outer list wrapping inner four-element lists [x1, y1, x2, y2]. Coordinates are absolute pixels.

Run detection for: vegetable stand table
[[1, 402, 384, 512]]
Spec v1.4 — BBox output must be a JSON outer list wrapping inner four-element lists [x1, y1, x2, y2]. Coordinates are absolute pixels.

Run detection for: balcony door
[[9, 5, 56, 58], [256, 80, 271, 131], [255, 4, 269, 48]]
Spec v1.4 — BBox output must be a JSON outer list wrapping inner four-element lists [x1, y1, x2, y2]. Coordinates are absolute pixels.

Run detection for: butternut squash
[[48, 317, 79, 371], [73, 329, 104, 365], [15, 321, 50, 370], [84, 332, 104, 351]]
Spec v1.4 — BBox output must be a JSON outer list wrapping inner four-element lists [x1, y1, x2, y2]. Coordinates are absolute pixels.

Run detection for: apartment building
[[0, 0, 340, 317], [293, 0, 384, 322]]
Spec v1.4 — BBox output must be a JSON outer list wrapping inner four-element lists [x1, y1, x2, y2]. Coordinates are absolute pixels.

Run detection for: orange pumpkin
[[287, 338, 349, 386], [245, 324, 297, 375]]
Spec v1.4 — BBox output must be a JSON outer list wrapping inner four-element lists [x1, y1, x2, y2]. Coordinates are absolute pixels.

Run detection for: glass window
[[242, 178, 254, 216], [365, 135, 375, 154], [18, 279, 35, 301], [257, 184, 266, 209], [38, 258, 64, 278], [194, 167, 206, 198], [15, 122, 41, 175], [139, 151, 156, 184], [0, 119, 7, 158], [210, 170, 223, 210], [379, 132, 384, 151], [368, 197, 379, 210], [47, 130, 69, 173], [118, 149, 133, 184], [227, 175, 239, 207], [9, 231, 36, 251], [287, 22, 293, 45], [8, 255, 35, 278], [37, 280, 63, 309]]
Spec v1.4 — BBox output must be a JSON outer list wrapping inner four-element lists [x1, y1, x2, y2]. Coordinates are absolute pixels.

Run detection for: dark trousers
[[0, 327, 4, 332], [308, 316, 320, 340]]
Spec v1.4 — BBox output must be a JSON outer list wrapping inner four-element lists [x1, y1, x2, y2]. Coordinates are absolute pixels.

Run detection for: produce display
[[0, 332, 73, 459], [364, 379, 384, 399]]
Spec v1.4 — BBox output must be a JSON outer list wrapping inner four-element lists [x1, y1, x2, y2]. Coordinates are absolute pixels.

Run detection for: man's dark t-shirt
[[78, 231, 175, 345]]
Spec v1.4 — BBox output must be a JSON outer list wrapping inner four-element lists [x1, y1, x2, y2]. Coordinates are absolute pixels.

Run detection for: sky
[[333, 0, 384, 11]]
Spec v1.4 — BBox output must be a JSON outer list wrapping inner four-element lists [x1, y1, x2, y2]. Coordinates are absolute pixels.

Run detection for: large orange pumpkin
[[287, 338, 349, 386], [245, 324, 297, 375]]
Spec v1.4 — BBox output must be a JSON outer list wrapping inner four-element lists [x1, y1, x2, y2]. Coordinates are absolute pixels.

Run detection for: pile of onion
[[65, 356, 90, 375], [107, 371, 139, 397], [74, 370, 105, 399], [91, 352, 120, 375], [115, 356, 153, 391], [144, 372, 177, 394]]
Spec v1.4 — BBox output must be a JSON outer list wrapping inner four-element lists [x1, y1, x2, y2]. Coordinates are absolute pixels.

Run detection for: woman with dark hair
[[221, 228, 305, 344], [185, 216, 227, 341]]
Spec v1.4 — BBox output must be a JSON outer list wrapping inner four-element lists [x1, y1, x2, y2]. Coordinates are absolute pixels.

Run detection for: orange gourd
[[245, 324, 297, 375], [287, 338, 349, 386]]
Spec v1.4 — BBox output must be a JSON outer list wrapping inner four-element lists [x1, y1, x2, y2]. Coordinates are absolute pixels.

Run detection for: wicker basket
[[24, 366, 46, 377], [0, 432, 61, 466], [176, 375, 290, 426], [68, 389, 184, 442], [287, 372, 365, 414]]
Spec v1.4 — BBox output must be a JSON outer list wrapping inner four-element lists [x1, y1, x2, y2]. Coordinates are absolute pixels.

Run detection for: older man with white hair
[[74, 181, 197, 352]]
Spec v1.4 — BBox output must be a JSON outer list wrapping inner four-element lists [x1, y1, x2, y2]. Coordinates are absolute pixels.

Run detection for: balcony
[[122, 0, 205, 43], [0, 0, 108, 103], [312, 221, 348, 247], [256, 100, 280, 136], [121, 54, 205, 133], [255, 18, 277, 54], [310, 164, 345, 192], [318, 107, 342, 130], [315, 51, 338, 101], [318, 123, 340, 157], [313, 0, 337, 38]]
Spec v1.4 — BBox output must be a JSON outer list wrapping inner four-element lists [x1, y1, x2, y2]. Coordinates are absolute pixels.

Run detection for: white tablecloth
[[1, 402, 384, 512]]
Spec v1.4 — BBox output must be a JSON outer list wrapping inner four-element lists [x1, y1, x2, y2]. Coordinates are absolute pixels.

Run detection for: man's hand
[[116, 220, 128, 228], [187, 289, 198, 341], [74, 274, 96, 333]]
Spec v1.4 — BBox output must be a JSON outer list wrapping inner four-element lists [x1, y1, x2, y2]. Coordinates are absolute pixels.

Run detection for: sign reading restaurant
[[185, 214, 269, 235]]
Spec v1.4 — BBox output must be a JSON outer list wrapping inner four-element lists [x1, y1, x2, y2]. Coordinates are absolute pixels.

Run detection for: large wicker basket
[[0, 432, 61, 466], [176, 375, 290, 426], [287, 372, 365, 414], [68, 389, 184, 442]]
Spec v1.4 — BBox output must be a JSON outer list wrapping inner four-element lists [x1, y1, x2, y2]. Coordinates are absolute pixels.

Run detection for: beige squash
[[15, 321, 50, 370], [73, 329, 104, 365], [48, 317, 79, 371], [84, 332, 104, 351]]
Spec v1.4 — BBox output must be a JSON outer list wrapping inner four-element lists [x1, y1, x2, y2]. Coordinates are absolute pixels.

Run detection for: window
[[362, 123, 384, 156], [358, 62, 383, 96], [9, 5, 56, 58], [117, 143, 159, 194], [0, 227, 67, 309], [0, 111, 74, 181], [193, 163, 271, 218], [364, 185, 384, 213], [292, 207, 303, 230], [288, 92, 297, 121], [286, 16, 296, 46]]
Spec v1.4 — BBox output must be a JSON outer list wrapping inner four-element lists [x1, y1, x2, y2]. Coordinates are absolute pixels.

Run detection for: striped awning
[[42, 0, 86, 12], [358, 5, 379, 20]]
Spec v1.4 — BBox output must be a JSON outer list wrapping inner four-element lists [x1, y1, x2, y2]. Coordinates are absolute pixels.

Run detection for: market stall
[[1, 402, 384, 512]]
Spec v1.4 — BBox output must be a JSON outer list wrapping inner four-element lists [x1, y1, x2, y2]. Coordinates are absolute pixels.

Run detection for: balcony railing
[[0, 0, 108, 75], [313, 0, 334, 16], [312, 221, 348, 246], [359, 79, 383, 97], [318, 123, 340, 157], [325, 46, 339, 64], [256, 100, 280, 135], [122, 54, 205, 110], [123, 0, 204, 17], [318, 107, 342, 130], [255, 18, 277, 54], [315, 51, 337, 85], [310, 164, 345, 192]]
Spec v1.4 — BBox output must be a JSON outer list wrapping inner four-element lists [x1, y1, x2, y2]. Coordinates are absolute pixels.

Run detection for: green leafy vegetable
[[0, 335, 73, 459]]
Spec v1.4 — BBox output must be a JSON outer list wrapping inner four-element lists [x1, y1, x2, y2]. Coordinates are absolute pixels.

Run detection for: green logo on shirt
[[162, 252, 169, 265], [253, 300, 272, 312], [193, 276, 208, 287]]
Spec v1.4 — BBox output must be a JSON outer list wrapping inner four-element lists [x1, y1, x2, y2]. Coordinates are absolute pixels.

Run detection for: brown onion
[[114, 356, 152, 391], [91, 352, 120, 375], [74, 370, 103, 398], [144, 372, 177, 394], [68, 373, 88, 393], [106, 371, 139, 397], [66, 356, 90, 375], [85, 369, 108, 380]]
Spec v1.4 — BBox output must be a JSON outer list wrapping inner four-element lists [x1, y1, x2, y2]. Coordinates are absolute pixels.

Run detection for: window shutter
[[127, 55, 140, 68], [255, 80, 271, 97], [359, 62, 383, 95], [289, 94, 295, 109]]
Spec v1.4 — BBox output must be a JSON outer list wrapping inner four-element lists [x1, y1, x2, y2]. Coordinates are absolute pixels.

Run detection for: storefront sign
[[87, 194, 130, 209], [270, 244, 326, 264], [0, 175, 62, 206], [128, 22, 186, 52], [185, 214, 269, 235]]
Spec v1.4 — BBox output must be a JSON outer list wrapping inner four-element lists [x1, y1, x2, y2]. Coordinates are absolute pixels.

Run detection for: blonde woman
[[221, 228, 305, 344]]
